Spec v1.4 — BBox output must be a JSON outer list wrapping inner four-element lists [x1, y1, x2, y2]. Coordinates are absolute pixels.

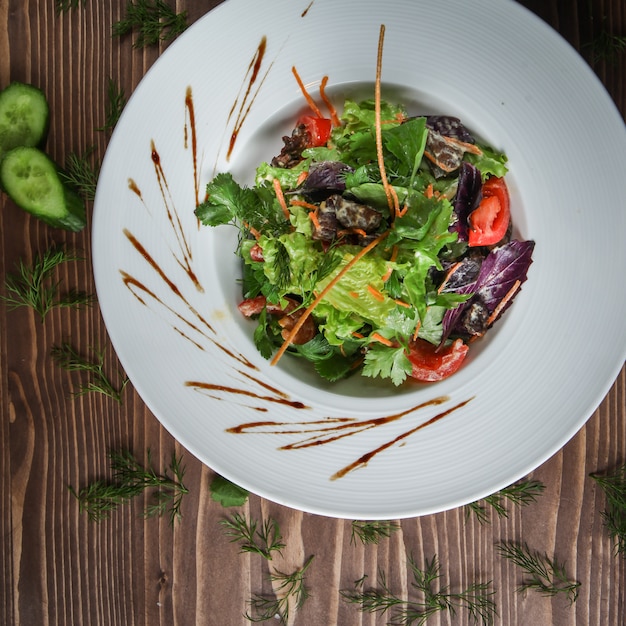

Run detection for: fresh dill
[[51, 342, 129, 403], [220, 512, 286, 560], [465, 479, 545, 524], [245, 555, 314, 624], [55, 0, 86, 13], [61, 146, 100, 201], [69, 449, 188, 524], [350, 520, 400, 545], [97, 77, 127, 134], [590, 463, 626, 555], [585, 28, 626, 64], [112, 0, 187, 48], [341, 553, 496, 625], [1, 247, 93, 321], [496, 541, 580, 604]]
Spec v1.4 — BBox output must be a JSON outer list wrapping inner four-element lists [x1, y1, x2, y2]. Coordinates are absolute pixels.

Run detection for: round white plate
[[92, 0, 626, 519]]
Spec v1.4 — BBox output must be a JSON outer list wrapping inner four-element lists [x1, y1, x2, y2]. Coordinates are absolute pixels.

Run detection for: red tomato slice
[[407, 338, 469, 382], [468, 176, 510, 247], [297, 114, 332, 147]]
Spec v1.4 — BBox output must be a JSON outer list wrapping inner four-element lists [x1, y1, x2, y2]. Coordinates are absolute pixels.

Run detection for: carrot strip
[[272, 178, 290, 220], [382, 265, 393, 282], [319, 75, 341, 126], [412, 320, 422, 341], [270, 231, 389, 365], [437, 261, 463, 293], [486, 280, 521, 326], [296, 170, 308, 186], [374, 25, 399, 217], [349, 291, 360, 299], [292, 66, 324, 118], [290, 199, 318, 210], [309, 209, 321, 231], [394, 299, 411, 308], [424, 183, 434, 199], [370, 332, 394, 347], [241, 220, 261, 240], [367, 285, 385, 301], [390, 245, 398, 263]]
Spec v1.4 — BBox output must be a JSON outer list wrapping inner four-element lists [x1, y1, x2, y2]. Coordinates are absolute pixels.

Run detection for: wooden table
[[1, 1, 624, 624]]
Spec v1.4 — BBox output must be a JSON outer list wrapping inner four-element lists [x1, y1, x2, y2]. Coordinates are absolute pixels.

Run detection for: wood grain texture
[[1, 1, 625, 625]]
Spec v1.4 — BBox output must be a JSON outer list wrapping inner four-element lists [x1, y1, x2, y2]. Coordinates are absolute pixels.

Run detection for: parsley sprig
[[341, 554, 496, 625], [112, 0, 187, 48], [1, 247, 93, 321], [497, 541, 580, 604], [70, 449, 188, 524]]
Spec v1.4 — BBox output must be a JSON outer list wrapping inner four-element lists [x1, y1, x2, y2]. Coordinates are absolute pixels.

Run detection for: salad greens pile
[[195, 96, 534, 386]]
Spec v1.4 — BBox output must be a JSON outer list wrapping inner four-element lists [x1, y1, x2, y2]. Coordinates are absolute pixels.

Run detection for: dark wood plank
[[1, 1, 625, 624]]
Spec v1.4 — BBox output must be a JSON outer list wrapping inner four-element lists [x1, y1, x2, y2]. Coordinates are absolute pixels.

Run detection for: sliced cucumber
[[0, 82, 50, 163], [0, 146, 86, 231]]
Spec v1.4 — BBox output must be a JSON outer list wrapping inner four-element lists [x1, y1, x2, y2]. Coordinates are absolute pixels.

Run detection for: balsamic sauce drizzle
[[225, 396, 474, 480], [119, 38, 476, 482]]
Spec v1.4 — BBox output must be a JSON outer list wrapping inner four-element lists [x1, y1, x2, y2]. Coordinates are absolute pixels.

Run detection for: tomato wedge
[[407, 338, 469, 382], [297, 114, 332, 147], [468, 176, 510, 247]]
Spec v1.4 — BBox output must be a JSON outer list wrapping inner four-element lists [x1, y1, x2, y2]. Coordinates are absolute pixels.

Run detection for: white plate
[[92, 0, 626, 519]]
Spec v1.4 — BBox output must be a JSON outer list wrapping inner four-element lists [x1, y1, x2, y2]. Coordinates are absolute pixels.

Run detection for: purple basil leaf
[[471, 239, 535, 319], [452, 162, 482, 241], [300, 161, 353, 193]]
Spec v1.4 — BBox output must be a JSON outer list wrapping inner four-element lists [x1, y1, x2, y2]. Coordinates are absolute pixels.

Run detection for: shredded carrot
[[292, 66, 324, 118], [390, 246, 398, 263], [352, 331, 365, 339], [270, 231, 389, 366], [349, 291, 360, 299], [437, 261, 463, 293], [374, 25, 399, 218], [272, 178, 290, 220], [370, 332, 394, 347], [242, 220, 261, 240], [396, 203, 408, 218], [296, 170, 308, 186], [309, 209, 321, 231], [486, 280, 521, 326], [424, 183, 434, 199], [367, 285, 385, 301], [394, 299, 411, 308], [290, 199, 318, 210], [382, 265, 393, 282], [319, 75, 340, 126], [412, 320, 422, 341]]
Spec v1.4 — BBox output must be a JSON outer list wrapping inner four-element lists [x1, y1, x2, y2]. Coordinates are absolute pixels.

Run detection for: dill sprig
[[97, 77, 127, 134], [585, 28, 626, 65], [246, 555, 314, 624], [350, 520, 400, 545], [1, 247, 93, 321], [61, 146, 100, 201], [69, 449, 189, 524], [220, 512, 285, 560], [55, 0, 86, 13], [496, 541, 580, 604], [590, 463, 626, 555], [341, 554, 496, 625], [112, 0, 187, 48], [51, 342, 129, 403], [465, 479, 545, 524]]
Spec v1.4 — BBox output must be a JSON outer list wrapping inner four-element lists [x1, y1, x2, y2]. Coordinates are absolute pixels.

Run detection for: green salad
[[195, 87, 534, 386]]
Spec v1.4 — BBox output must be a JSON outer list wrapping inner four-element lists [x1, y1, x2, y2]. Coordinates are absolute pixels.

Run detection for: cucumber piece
[[0, 82, 50, 162], [0, 146, 86, 231]]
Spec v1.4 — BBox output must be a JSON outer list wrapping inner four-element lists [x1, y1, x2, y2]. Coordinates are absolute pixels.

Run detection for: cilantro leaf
[[362, 343, 412, 386]]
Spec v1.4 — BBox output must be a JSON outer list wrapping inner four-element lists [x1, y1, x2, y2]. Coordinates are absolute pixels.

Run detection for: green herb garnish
[[341, 554, 496, 625], [350, 520, 400, 545], [220, 513, 285, 560], [1, 247, 93, 321], [112, 0, 187, 48], [61, 146, 100, 201], [97, 77, 126, 133], [246, 556, 314, 624], [465, 479, 545, 524], [69, 449, 188, 524], [590, 463, 626, 555], [55, 0, 86, 13], [209, 474, 249, 507], [51, 342, 129, 403], [496, 541, 580, 604]]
